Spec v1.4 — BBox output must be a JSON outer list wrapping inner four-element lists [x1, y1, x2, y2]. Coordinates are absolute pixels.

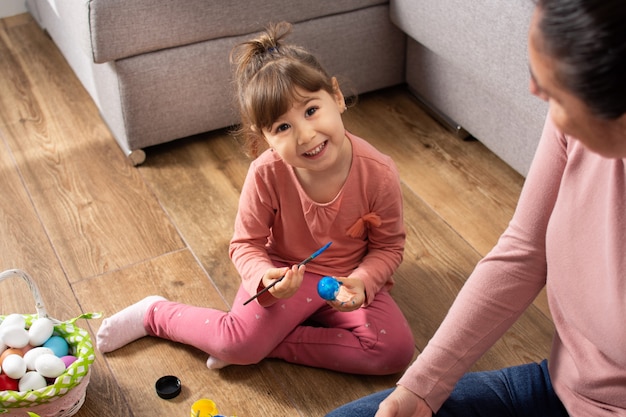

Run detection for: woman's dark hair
[[536, 0, 626, 118]]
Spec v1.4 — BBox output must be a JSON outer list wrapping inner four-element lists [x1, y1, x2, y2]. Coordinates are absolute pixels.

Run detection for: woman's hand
[[375, 386, 432, 417], [327, 277, 365, 312], [262, 264, 304, 299]]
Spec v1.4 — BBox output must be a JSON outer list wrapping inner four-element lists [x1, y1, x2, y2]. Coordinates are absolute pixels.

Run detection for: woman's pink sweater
[[399, 113, 626, 415]]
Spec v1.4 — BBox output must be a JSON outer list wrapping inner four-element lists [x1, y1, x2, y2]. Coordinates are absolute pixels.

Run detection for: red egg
[[0, 374, 19, 391]]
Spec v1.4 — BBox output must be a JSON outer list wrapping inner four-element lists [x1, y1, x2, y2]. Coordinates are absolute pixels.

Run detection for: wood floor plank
[[343, 88, 524, 256], [138, 131, 247, 304], [0, 16, 184, 281], [0, 139, 75, 318], [268, 360, 404, 415]]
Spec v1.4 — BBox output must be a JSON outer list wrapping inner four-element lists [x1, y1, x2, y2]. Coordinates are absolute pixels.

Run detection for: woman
[[326, 0, 626, 415]]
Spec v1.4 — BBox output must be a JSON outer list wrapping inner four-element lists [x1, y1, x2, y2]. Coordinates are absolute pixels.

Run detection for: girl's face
[[528, 7, 626, 158], [261, 78, 349, 173]]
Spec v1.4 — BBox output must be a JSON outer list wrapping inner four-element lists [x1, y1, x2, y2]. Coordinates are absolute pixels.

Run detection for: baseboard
[[406, 85, 473, 141]]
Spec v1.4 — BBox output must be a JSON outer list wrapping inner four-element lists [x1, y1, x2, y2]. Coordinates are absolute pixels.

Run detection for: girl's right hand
[[375, 386, 432, 417], [262, 264, 304, 299]]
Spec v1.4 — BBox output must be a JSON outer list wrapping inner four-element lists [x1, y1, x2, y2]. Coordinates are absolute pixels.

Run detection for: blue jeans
[[325, 360, 569, 417]]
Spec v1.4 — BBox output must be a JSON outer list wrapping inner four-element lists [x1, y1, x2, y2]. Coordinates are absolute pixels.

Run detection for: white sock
[[206, 355, 231, 370], [96, 296, 166, 353]]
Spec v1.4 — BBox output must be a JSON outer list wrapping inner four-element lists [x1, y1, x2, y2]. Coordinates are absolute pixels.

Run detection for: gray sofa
[[392, 0, 548, 175], [27, 0, 546, 175], [25, 0, 405, 165]]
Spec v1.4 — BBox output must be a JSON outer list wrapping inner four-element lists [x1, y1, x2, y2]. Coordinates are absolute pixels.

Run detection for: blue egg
[[42, 335, 69, 357], [317, 276, 341, 301]]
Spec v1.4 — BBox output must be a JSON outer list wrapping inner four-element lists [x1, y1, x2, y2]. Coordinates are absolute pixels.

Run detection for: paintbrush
[[243, 241, 332, 305]]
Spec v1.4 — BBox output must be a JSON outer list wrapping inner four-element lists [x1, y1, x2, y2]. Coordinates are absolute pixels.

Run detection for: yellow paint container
[[190, 398, 219, 417]]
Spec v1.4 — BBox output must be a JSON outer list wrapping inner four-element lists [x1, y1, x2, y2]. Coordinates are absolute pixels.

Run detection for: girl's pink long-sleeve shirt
[[399, 113, 626, 415], [229, 132, 405, 307]]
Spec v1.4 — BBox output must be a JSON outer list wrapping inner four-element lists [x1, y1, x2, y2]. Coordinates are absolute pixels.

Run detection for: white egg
[[0, 314, 25, 330], [23, 347, 55, 371], [28, 318, 54, 347], [34, 354, 66, 379], [1, 326, 29, 349], [2, 354, 26, 379], [19, 371, 48, 392]]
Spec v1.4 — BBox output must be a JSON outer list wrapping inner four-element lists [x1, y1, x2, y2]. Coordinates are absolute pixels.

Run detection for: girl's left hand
[[327, 277, 365, 312]]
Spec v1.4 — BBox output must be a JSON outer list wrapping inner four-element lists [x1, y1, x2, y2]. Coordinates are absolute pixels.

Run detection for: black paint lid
[[155, 375, 181, 399]]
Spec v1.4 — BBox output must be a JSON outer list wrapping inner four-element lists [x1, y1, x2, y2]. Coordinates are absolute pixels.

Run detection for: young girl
[[96, 22, 414, 375]]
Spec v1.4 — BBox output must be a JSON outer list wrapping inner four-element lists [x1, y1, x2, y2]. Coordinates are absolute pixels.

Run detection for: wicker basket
[[0, 269, 100, 417]]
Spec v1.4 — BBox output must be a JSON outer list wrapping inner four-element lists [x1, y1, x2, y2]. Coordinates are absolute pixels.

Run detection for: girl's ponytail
[[230, 22, 293, 108]]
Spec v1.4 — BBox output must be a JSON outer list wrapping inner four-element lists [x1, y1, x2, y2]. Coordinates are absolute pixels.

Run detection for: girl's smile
[[303, 140, 328, 158]]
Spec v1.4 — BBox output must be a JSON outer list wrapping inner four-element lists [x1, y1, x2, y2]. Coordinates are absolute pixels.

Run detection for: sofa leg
[[127, 149, 146, 166]]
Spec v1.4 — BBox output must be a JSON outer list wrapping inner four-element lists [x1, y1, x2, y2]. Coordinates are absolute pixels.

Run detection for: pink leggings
[[144, 271, 415, 375]]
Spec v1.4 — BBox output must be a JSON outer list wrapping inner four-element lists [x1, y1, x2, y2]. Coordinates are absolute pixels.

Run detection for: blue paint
[[309, 242, 332, 260], [317, 276, 341, 300]]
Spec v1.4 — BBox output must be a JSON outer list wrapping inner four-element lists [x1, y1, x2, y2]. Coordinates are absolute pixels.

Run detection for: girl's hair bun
[[251, 21, 292, 56], [230, 22, 293, 98]]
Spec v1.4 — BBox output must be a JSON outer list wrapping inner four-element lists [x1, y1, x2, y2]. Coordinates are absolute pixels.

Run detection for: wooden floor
[[0, 13, 553, 417]]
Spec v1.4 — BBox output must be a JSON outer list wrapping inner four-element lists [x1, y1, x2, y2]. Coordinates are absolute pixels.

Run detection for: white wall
[[0, 0, 27, 18]]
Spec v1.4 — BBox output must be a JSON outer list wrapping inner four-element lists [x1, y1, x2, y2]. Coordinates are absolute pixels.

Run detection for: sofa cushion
[[113, 4, 405, 150], [390, 0, 533, 105], [390, 0, 548, 175], [89, 0, 388, 63]]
